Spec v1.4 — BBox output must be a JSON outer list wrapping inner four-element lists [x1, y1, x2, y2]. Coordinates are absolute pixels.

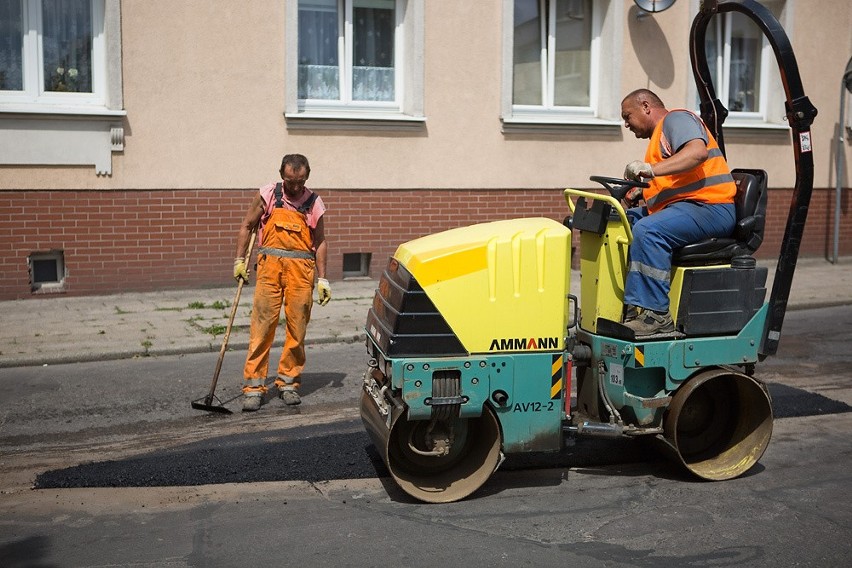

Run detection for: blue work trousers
[[624, 201, 736, 312]]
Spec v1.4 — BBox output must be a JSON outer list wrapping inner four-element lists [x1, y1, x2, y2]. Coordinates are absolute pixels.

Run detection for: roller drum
[[360, 389, 503, 503], [662, 368, 773, 480]]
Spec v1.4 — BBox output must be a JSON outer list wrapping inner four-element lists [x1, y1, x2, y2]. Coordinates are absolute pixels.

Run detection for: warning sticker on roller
[[799, 131, 812, 153], [608, 363, 624, 387]]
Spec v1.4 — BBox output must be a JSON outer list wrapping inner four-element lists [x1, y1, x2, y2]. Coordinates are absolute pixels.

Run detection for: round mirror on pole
[[633, 0, 676, 13]]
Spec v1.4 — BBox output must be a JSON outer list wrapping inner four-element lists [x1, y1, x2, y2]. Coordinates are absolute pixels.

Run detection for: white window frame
[[286, 0, 425, 128], [708, 12, 770, 122], [690, 0, 790, 130], [1, 0, 108, 110], [513, 0, 601, 118], [502, 0, 621, 131], [0, 0, 124, 175]]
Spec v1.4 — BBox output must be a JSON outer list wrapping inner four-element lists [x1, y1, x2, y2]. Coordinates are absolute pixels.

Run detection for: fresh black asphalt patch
[[33, 383, 851, 490]]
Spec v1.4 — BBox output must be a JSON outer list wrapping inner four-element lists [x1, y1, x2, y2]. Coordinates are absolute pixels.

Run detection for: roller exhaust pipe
[[661, 368, 773, 481]]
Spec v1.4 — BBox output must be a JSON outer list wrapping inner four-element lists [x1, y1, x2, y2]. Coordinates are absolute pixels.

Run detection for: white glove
[[317, 278, 331, 306], [624, 160, 655, 181]]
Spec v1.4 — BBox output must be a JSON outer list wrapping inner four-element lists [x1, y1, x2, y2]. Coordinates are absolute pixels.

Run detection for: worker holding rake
[[233, 154, 331, 412]]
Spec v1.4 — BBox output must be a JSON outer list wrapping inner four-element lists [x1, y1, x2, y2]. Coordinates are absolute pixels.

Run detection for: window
[[513, 0, 595, 110], [0, 0, 105, 106], [285, 0, 425, 126], [342, 252, 372, 278], [0, 0, 124, 174], [299, 0, 396, 104], [502, 0, 622, 129], [29, 250, 65, 292], [704, 1, 785, 122]]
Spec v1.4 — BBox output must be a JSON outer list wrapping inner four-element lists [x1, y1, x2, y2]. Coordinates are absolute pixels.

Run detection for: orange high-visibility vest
[[643, 109, 735, 214]]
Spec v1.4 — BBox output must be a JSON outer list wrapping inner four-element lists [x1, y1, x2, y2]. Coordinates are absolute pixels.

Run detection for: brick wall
[[0, 189, 251, 300], [0, 187, 848, 300]]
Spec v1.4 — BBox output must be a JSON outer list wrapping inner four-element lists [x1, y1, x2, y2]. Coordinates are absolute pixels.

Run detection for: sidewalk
[[1, 257, 850, 368], [0, 279, 377, 368]]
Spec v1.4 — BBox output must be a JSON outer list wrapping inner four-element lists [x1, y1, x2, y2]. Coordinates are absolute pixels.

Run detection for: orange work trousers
[[243, 254, 315, 394]]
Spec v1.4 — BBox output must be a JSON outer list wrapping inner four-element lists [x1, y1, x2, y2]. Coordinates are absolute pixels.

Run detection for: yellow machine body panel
[[394, 218, 571, 353], [578, 223, 630, 332], [579, 236, 725, 331]]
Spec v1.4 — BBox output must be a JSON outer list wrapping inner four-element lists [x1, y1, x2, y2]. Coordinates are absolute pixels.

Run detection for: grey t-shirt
[[660, 111, 708, 158]]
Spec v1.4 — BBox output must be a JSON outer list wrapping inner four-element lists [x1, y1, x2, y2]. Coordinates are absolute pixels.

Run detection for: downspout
[[834, 56, 852, 264]]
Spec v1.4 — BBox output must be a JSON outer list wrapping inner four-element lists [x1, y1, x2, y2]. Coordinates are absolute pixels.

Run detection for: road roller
[[360, 0, 818, 503]]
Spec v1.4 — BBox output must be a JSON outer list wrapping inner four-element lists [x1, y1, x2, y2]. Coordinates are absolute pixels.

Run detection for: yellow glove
[[624, 160, 655, 181], [233, 257, 249, 283], [317, 278, 331, 306]]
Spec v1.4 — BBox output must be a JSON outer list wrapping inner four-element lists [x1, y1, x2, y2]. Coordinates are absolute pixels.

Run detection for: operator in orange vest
[[619, 89, 736, 337], [233, 154, 331, 411]]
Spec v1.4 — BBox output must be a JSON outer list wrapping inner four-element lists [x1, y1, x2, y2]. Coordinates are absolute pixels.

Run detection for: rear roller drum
[[663, 368, 773, 480]]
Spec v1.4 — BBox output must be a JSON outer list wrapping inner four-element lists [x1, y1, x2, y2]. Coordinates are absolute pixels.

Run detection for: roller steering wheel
[[589, 176, 649, 203]]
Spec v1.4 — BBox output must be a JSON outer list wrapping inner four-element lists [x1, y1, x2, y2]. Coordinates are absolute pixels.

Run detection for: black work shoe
[[623, 309, 674, 337]]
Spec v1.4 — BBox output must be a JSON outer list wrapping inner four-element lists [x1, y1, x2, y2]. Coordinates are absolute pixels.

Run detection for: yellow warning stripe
[[635, 346, 645, 367], [550, 354, 563, 399]]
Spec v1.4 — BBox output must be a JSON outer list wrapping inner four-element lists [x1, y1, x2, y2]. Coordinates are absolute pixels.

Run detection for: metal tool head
[[191, 397, 234, 415]]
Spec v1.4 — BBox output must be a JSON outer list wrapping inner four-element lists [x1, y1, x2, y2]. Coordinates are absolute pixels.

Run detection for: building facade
[[1, 0, 850, 300]]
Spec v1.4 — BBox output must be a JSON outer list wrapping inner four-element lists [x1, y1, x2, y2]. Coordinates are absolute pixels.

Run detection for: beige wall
[[1, 0, 850, 191]]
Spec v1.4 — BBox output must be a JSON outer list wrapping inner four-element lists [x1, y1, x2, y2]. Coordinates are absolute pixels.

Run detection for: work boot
[[242, 393, 262, 412], [623, 308, 674, 337], [279, 388, 301, 406], [623, 304, 640, 322]]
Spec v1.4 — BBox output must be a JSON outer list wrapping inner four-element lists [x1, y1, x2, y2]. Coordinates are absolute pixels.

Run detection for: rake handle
[[205, 230, 256, 404]]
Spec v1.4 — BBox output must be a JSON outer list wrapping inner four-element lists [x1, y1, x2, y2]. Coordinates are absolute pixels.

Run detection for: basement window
[[29, 250, 66, 293], [342, 252, 372, 278]]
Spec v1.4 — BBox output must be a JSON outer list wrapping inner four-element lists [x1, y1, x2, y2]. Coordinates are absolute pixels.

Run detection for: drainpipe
[[834, 56, 852, 264]]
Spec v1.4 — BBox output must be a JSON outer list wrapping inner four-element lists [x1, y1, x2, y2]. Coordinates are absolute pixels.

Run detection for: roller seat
[[672, 168, 768, 266]]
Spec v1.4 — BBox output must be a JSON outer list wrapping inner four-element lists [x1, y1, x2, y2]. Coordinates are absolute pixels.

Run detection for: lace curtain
[[706, 11, 764, 113], [298, 1, 340, 100], [298, 0, 395, 102], [42, 0, 93, 93], [0, 0, 24, 90], [726, 14, 762, 112]]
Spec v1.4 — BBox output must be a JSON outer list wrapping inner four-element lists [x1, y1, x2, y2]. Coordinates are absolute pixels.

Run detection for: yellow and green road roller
[[360, 0, 818, 503]]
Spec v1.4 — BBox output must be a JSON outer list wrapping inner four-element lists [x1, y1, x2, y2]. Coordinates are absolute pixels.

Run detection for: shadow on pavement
[[33, 384, 850, 490], [0, 536, 56, 568]]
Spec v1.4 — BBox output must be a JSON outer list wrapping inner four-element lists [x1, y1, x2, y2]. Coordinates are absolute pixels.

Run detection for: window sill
[[720, 120, 792, 142], [502, 116, 623, 135], [0, 105, 126, 175], [722, 119, 789, 131], [31, 282, 67, 295], [284, 110, 426, 131], [0, 103, 126, 118]]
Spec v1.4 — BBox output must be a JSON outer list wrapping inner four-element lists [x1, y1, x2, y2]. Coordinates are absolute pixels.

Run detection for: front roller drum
[[360, 390, 503, 503], [663, 368, 773, 480]]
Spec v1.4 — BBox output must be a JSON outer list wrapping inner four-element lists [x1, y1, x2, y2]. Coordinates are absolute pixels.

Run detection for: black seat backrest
[[672, 168, 768, 266], [731, 169, 768, 251]]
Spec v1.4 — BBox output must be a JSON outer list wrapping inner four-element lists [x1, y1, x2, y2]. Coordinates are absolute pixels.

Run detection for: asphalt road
[[1, 306, 851, 567]]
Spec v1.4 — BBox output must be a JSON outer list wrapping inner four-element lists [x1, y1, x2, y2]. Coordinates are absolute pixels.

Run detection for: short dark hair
[[623, 88, 665, 109], [280, 154, 311, 176]]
